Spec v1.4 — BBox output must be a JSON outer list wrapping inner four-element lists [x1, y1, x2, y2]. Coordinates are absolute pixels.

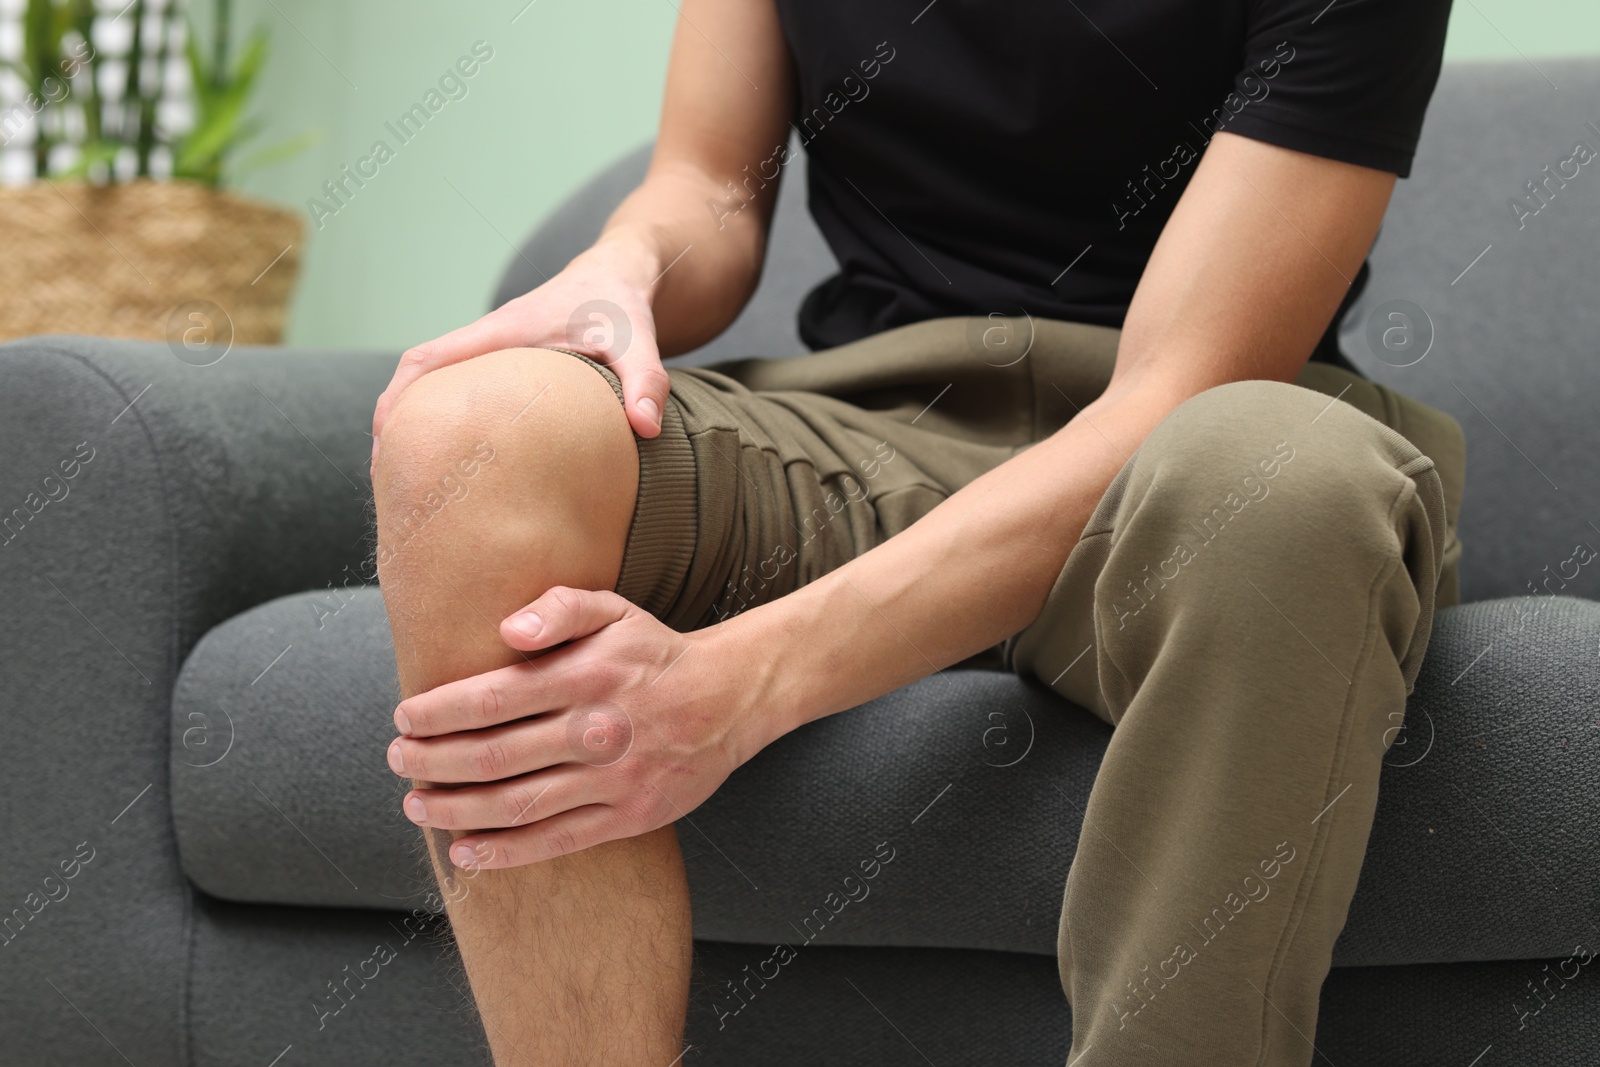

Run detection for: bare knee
[[372, 347, 639, 615]]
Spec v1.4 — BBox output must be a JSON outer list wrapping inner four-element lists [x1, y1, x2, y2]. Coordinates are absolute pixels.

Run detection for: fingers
[[388, 714, 571, 784], [500, 586, 634, 653], [448, 805, 637, 869], [616, 349, 671, 439], [402, 766, 590, 834], [394, 588, 641, 739], [561, 294, 664, 437], [394, 659, 567, 738], [371, 313, 528, 461]]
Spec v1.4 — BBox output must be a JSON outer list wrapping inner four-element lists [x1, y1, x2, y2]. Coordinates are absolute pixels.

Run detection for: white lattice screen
[[0, 0, 193, 186]]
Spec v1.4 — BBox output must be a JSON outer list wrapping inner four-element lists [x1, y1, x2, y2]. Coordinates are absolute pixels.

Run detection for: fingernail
[[404, 795, 427, 824], [508, 612, 542, 640], [638, 396, 659, 425], [451, 843, 481, 869], [387, 741, 405, 774], [395, 707, 412, 735]]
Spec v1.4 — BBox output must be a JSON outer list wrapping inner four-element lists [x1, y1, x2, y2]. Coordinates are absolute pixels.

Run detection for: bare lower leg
[[373, 349, 692, 1065]]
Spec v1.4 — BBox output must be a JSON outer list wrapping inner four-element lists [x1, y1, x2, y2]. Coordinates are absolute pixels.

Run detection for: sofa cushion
[[172, 587, 1600, 968]]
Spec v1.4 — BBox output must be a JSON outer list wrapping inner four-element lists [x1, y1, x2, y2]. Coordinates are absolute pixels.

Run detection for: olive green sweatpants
[[570, 315, 1465, 1067]]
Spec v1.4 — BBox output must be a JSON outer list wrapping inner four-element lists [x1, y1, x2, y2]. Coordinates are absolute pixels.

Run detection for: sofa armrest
[[1, 334, 393, 641], [0, 333, 392, 1065]]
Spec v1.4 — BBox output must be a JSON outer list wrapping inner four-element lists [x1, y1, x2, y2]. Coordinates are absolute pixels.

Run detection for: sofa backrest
[[1345, 57, 1600, 603], [495, 58, 1600, 603]]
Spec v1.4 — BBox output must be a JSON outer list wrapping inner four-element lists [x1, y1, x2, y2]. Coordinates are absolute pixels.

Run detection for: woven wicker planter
[[0, 179, 301, 346]]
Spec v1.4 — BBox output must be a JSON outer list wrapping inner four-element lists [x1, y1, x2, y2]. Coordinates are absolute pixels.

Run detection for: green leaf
[[22, 0, 68, 95], [174, 94, 247, 172], [231, 127, 321, 179], [184, 26, 216, 111], [230, 29, 270, 96]]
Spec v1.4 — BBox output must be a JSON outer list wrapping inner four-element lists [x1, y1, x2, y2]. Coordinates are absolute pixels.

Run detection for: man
[[368, 0, 1462, 1062]]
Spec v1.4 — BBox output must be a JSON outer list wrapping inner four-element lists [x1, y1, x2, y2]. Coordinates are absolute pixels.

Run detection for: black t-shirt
[[772, 0, 1453, 366]]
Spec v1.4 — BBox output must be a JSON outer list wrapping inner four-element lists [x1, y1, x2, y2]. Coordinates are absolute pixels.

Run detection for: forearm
[[713, 369, 1201, 760], [571, 0, 793, 359], [585, 162, 773, 357]]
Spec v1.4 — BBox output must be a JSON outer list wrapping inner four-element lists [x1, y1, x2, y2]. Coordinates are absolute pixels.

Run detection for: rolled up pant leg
[[1007, 377, 1461, 1067]]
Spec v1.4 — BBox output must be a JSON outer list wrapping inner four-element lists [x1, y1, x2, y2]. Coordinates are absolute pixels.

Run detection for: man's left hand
[[386, 587, 760, 870]]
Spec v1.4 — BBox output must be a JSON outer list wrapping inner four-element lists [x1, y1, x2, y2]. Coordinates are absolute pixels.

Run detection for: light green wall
[[229, 0, 1600, 351], [229, 0, 676, 350]]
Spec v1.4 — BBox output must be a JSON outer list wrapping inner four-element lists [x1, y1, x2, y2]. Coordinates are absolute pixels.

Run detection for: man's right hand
[[371, 243, 670, 470]]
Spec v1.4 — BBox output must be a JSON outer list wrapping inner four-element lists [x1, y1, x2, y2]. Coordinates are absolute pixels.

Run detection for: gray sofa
[[3, 57, 1598, 1066]]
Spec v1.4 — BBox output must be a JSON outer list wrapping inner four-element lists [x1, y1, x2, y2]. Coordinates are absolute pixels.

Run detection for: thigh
[[1005, 363, 1466, 719], [566, 315, 1125, 635]]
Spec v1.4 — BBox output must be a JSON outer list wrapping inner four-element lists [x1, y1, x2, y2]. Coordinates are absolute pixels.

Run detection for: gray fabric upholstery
[[186, 896, 487, 1066], [1338, 58, 1600, 603], [5, 56, 1599, 1065], [0, 333, 393, 1066], [171, 587, 1600, 968]]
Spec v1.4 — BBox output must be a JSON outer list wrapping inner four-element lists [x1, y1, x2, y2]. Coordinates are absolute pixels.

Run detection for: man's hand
[[370, 241, 671, 473], [386, 587, 761, 870]]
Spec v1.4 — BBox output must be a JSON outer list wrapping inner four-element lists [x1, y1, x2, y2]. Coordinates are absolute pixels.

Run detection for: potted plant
[[0, 0, 314, 345]]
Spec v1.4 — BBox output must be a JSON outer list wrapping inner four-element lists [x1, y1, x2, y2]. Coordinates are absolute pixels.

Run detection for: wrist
[[585, 224, 670, 300], [694, 609, 809, 769]]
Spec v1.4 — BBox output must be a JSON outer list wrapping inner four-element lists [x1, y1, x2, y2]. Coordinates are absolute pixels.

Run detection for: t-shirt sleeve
[[1218, 0, 1454, 178]]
